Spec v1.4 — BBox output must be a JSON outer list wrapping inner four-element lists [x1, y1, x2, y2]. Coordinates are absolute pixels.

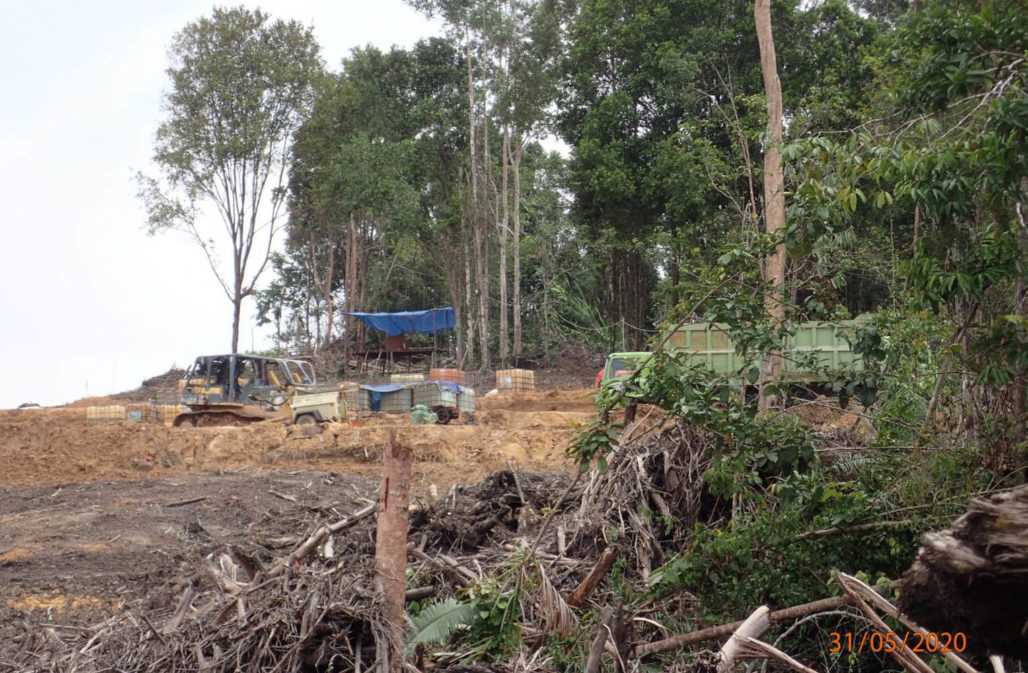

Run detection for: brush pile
[[3, 469, 583, 673], [5, 406, 1018, 673], [572, 411, 714, 579]]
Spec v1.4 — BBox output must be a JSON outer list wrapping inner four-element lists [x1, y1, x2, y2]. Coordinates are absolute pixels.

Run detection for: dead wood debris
[[573, 417, 713, 580], [6, 416, 1014, 673], [898, 484, 1028, 660], [4, 469, 580, 673]]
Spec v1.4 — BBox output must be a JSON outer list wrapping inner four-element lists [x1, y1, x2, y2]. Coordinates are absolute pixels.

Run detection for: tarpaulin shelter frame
[[346, 307, 455, 374]]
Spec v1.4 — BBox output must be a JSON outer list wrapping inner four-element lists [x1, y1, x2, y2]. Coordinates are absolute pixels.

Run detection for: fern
[[407, 598, 478, 649]]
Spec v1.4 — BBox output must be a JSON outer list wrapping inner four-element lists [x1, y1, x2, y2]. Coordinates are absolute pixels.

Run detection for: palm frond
[[407, 598, 478, 648]]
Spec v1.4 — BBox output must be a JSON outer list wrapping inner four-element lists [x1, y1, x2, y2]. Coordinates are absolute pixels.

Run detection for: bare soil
[[0, 389, 594, 635], [0, 389, 593, 492]]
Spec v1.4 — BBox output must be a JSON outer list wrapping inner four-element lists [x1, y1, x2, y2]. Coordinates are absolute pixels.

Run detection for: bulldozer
[[174, 354, 317, 427]]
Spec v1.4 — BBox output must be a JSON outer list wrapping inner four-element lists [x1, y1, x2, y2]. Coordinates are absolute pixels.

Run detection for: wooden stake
[[376, 430, 414, 673]]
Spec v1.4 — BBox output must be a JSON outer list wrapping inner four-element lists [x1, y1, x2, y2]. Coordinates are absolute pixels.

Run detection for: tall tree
[[138, 7, 322, 353], [279, 40, 468, 364], [755, 0, 786, 410]]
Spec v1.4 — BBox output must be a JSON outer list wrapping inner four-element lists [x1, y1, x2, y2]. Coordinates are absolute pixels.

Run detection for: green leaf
[[407, 598, 478, 648]]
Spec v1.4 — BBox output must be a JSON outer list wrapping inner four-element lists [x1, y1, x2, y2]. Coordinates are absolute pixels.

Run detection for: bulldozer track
[[172, 411, 264, 428]]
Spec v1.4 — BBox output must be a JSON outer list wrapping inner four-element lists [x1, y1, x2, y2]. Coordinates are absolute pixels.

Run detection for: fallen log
[[717, 606, 770, 673], [898, 485, 1028, 660], [404, 586, 436, 602], [410, 547, 478, 584], [837, 573, 934, 673], [837, 572, 978, 673], [166, 496, 207, 508], [635, 596, 851, 657], [737, 636, 820, 673], [585, 606, 616, 673]]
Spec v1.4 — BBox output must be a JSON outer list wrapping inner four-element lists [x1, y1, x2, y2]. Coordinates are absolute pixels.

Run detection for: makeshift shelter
[[347, 307, 456, 373]]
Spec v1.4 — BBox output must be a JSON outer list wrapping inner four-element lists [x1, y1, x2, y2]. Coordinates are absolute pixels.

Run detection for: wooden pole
[[375, 430, 414, 673]]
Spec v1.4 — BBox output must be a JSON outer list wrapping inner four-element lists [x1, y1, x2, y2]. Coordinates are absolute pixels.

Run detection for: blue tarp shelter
[[347, 307, 455, 337]]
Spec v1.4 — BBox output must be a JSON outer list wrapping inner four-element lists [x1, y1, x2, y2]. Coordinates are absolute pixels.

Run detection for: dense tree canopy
[[131, 2, 1028, 669], [237, 0, 1025, 455]]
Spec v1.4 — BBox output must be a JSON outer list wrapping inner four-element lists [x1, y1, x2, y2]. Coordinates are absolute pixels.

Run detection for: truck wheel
[[296, 414, 317, 426]]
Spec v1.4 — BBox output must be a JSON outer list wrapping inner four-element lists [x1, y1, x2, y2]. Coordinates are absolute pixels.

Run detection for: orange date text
[[829, 631, 967, 654]]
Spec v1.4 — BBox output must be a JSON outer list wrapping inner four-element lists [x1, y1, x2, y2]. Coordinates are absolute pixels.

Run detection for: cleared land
[[0, 389, 594, 634]]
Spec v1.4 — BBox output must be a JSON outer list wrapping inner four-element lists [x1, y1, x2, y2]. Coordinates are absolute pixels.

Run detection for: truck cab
[[599, 352, 651, 386]]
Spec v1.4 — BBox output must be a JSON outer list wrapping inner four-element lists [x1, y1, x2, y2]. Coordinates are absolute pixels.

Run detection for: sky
[[0, 1, 443, 408]]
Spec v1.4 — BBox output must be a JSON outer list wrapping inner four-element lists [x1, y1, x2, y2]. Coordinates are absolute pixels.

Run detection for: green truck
[[599, 320, 865, 385]]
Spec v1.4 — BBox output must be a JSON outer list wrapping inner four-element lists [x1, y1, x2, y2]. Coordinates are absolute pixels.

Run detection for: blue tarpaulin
[[359, 384, 408, 412], [427, 381, 462, 394], [347, 307, 455, 337], [359, 384, 408, 393]]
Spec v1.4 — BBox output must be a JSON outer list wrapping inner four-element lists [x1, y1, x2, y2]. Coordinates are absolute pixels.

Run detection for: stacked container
[[495, 369, 535, 392], [339, 382, 361, 416], [458, 386, 476, 413], [429, 368, 465, 384], [412, 382, 458, 409], [390, 373, 425, 384], [86, 405, 127, 421]]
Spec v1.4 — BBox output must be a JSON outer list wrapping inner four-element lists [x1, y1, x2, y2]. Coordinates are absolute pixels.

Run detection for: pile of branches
[[12, 557, 385, 673], [7, 502, 386, 673], [411, 471, 576, 554], [573, 411, 714, 579], [4, 470, 585, 673]]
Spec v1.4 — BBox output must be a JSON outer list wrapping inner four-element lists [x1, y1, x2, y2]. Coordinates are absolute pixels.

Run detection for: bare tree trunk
[[512, 142, 524, 358], [465, 36, 490, 370], [308, 232, 336, 351], [463, 208, 476, 368], [476, 121, 491, 371], [345, 213, 360, 364], [475, 202, 491, 372], [358, 218, 371, 352], [231, 291, 242, 353], [375, 431, 413, 673], [466, 38, 477, 208], [542, 237, 552, 363], [1011, 194, 1028, 447], [499, 129, 510, 364], [755, 0, 786, 412], [446, 228, 465, 365]]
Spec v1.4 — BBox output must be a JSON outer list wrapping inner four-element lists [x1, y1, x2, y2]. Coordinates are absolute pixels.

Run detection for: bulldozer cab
[[181, 355, 315, 407]]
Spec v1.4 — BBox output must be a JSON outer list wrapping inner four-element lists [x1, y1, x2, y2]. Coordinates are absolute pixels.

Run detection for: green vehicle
[[598, 352, 652, 386], [599, 320, 865, 385]]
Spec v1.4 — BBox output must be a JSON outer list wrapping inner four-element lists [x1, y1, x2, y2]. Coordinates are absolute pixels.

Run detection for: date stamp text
[[829, 631, 968, 654]]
